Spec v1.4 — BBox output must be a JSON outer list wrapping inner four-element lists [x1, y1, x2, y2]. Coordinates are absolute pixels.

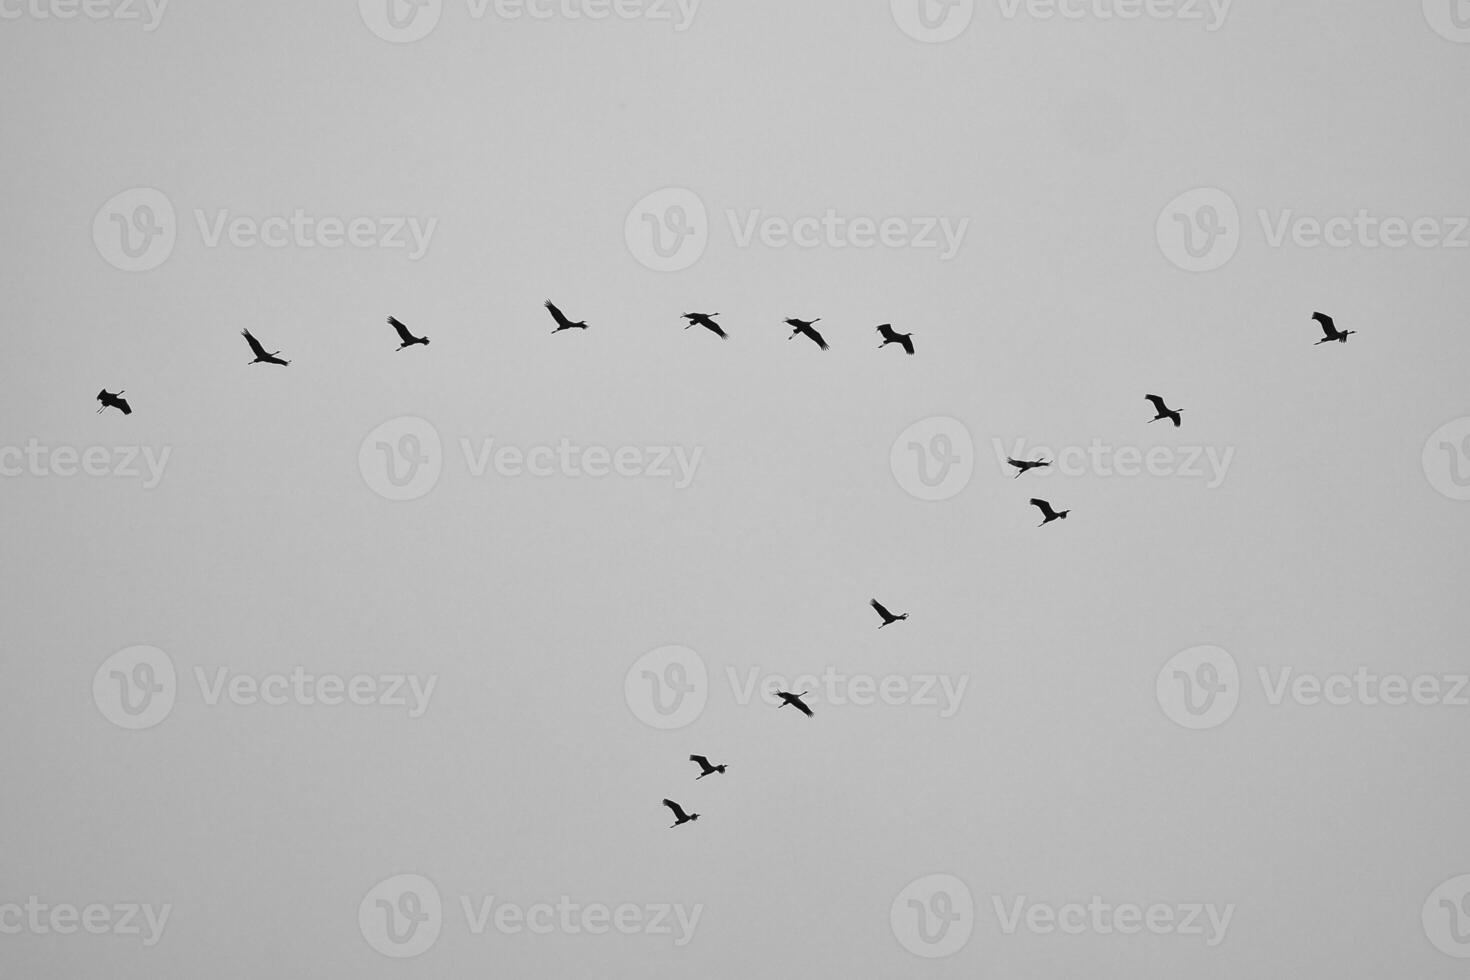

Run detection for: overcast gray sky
[[2, 1, 1470, 977]]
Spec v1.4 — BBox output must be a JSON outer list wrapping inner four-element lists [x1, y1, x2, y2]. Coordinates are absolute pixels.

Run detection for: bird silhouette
[[876, 324, 915, 355], [387, 316, 429, 350], [776, 690, 814, 716], [546, 301, 588, 333], [662, 798, 700, 827], [870, 598, 909, 628], [690, 755, 727, 779], [96, 389, 131, 415], [1030, 498, 1070, 526], [785, 318, 829, 350], [242, 329, 289, 366], [1312, 312, 1357, 345], [1145, 394, 1183, 428], [1008, 457, 1051, 478], [682, 313, 727, 339]]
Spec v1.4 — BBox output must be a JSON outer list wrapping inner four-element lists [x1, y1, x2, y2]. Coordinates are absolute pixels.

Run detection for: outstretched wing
[[790, 696, 814, 717], [1030, 498, 1055, 518], [898, 335, 915, 355], [689, 754, 712, 770], [242, 329, 269, 358], [1145, 394, 1168, 414], [662, 799, 689, 820], [115, 396, 132, 415], [387, 316, 413, 342], [808, 326, 830, 350], [1007, 458, 1027, 470], [704, 320, 728, 339], [1313, 312, 1336, 337], [876, 323, 898, 342], [545, 301, 571, 329], [871, 599, 895, 621]]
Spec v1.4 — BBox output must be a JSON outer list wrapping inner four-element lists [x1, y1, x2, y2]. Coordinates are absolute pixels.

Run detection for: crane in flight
[[545, 300, 588, 334], [776, 690, 814, 716], [387, 316, 429, 350], [1312, 312, 1357, 345], [682, 313, 727, 339], [785, 318, 829, 350], [662, 799, 700, 828], [96, 390, 131, 415], [1030, 498, 1071, 527], [876, 324, 915, 355], [241, 329, 289, 366], [870, 599, 909, 628], [689, 755, 728, 779], [1008, 457, 1051, 478], [1145, 394, 1184, 428]]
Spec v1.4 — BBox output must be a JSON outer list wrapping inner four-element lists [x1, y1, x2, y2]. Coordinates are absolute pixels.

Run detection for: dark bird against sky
[[387, 316, 429, 350], [785, 318, 829, 351], [546, 301, 589, 333], [1145, 394, 1184, 428], [776, 690, 814, 716], [1008, 457, 1051, 478], [690, 755, 727, 779], [870, 599, 909, 628], [242, 329, 289, 366], [876, 324, 915, 355], [1030, 498, 1071, 527], [1312, 312, 1357, 345], [662, 798, 699, 827], [96, 389, 131, 415]]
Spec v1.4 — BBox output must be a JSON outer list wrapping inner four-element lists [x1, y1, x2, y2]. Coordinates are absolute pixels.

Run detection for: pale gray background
[[2, 0, 1469, 977]]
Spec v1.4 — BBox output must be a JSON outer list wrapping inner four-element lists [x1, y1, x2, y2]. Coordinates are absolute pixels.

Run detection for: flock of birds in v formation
[[91, 302, 1359, 828]]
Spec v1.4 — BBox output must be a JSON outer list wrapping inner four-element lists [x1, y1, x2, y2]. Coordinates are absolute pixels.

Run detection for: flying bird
[[682, 313, 727, 339], [242, 329, 289, 366], [1008, 457, 1051, 478], [870, 599, 909, 628], [785, 318, 829, 350], [1312, 312, 1357, 345], [689, 755, 727, 779], [545, 301, 588, 333], [776, 690, 814, 717], [662, 798, 700, 828], [387, 316, 429, 350], [876, 324, 915, 355], [1030, 498, 1071, 526], [1145, 394, 1184, 428], [96, 389, 131, 415]]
